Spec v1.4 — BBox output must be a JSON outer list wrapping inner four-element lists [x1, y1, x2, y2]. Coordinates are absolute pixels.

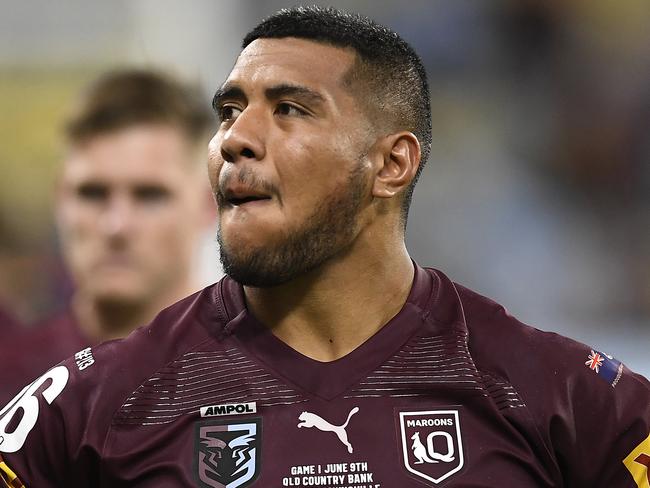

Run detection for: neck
[[244, 236, 414, 362], [72, 281, 198, 343]]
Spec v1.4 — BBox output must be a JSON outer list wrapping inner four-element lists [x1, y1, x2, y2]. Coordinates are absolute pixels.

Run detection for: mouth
[[222, 188, 272, 207], [95, 256, 136, 271], [227, 195, 272, 206]]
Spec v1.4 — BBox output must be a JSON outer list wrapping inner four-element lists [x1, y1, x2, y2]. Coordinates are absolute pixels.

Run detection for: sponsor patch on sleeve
[[74, 347, 95, 371], [623, 432, 650, 488], [0, 454, 25, 488], [584, 348, 623, 387]]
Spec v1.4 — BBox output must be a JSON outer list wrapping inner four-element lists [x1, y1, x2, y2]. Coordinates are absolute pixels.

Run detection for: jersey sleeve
[[462, 289, 650, 487], [545, 341, 650, 488], [0, 350, 106, 487], [487, 322, 650, 487]]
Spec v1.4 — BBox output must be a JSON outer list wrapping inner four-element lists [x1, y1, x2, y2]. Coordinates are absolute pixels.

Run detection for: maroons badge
[[398, 410, 465, 485], [195, 418, 261, 488]]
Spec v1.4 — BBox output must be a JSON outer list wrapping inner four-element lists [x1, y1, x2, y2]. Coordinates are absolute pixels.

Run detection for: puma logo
[[297, 407, 360, 453], [411, 432, 455, 464]]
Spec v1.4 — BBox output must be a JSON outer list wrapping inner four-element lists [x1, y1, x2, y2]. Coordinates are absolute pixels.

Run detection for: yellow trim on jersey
[[624, 432, 650, 488], [0, 459, 25, 488]]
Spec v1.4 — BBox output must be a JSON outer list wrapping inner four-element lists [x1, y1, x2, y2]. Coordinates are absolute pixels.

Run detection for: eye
[[276, 102, 307, 117], [218, 104, 242, 123], [133, 185, 171, 204], [76, 183, 108, 202]]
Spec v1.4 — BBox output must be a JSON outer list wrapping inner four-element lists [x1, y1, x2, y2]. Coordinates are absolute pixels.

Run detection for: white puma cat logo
[[297, 407, 360, 453], [411, 431, 455, 464]]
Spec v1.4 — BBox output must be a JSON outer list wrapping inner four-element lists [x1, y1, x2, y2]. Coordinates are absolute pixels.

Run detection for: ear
[[371, 131, 421, 199]]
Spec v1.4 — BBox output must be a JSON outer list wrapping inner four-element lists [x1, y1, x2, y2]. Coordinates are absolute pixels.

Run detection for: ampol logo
[[399, 410, 464, 485]]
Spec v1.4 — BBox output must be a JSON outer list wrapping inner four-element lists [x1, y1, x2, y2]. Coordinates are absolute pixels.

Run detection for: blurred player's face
[[57, 125, 209, 305], [209, 38, 376, 286]]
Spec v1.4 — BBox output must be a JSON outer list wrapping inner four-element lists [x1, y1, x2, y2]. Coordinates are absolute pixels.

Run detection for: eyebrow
[[212, 82, 326, 113], [264, 84, 326, 106], [212, 84, 246, 113]]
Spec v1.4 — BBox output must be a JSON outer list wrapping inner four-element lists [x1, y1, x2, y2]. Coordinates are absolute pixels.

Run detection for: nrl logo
[[399, 410, 465, 485], [195, 418, 261, 488]]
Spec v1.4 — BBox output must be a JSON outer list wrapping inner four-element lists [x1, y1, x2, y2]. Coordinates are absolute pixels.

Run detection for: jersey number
[[0, 366, 69, 453]]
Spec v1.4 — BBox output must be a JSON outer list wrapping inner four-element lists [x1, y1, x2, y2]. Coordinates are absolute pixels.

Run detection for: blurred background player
[[0, 69, 215, 403], [0, 306, 22, 338]]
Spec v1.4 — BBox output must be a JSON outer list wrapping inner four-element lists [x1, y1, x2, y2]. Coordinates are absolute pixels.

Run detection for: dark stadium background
[[1, 0, 648, 375]]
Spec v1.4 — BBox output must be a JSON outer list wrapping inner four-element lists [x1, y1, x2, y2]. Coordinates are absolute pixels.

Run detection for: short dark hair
[[243, 6, 432, 225], [65, 69, 214, 146]]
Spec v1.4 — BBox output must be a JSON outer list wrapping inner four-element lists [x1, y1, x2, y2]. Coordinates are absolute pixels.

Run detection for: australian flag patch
[[585, 349, 624, 387]]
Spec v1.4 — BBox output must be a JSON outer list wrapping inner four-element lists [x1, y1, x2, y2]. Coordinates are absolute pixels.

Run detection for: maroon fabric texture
[[0, 311, 93, 406], [0, 265, 648, 487], [0, 306, 22, 336]]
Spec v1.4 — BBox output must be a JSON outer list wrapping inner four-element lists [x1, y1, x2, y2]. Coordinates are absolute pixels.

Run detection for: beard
[[217, 162, 367, 287]]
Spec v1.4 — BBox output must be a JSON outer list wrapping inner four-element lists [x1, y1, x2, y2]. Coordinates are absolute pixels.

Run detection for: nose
[[100, 194, 134, 239], [219, 106, 266, 163]]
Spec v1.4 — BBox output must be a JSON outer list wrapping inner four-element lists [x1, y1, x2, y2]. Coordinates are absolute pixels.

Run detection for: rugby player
[[0, 306, 21, 337], [1, 7, 648, 487], [0, 70, 215, 404]]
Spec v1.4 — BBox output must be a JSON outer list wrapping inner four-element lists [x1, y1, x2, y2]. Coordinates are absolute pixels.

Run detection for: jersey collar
[[214, 263, 468, 400]]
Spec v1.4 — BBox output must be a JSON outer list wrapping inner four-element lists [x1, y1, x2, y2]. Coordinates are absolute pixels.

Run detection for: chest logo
[[200, 402, 257, 417], [195, 418, 261, 488], [398, 410, 465, 485], [297, 406, 359, 453]]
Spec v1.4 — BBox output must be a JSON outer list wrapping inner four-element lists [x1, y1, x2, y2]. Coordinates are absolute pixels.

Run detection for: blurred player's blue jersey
[[1, 265, 649, 487]]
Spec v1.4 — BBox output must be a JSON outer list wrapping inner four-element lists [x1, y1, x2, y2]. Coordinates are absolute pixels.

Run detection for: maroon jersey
[[0, 311, 94, 406], [0, 306, 21, 335], [0, 305, 25, 393], [1, 265, 649, 487]]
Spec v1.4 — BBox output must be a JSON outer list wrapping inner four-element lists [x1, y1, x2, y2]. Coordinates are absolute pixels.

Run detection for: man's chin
[[218, 247, 284, 287], [89, 286, 148, 307], [219, 243, 326, 288], [224, 265, 294, 288]]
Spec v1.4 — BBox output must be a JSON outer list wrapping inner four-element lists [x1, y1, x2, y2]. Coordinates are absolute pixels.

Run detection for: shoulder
[[0, 284, 225, 482], [455, 283, 578, 382], [65, 284, 224, 421], [0, 311, 82, 406], [0, 305, 22, 335], [454, 281, 647, 397], [453, 280, 650, 485]]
